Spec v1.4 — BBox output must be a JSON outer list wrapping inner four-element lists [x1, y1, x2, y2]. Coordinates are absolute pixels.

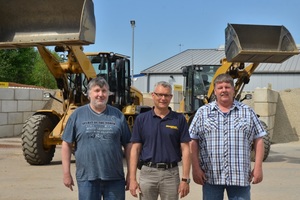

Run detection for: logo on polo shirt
[[166, 125, 178, 130]]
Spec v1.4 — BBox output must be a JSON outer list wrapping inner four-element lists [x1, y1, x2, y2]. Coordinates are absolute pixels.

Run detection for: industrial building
[[134, 48, 300, 93]]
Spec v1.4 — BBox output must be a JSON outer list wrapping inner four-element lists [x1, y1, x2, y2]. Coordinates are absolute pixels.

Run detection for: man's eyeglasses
[[153, 92, 173, 98]]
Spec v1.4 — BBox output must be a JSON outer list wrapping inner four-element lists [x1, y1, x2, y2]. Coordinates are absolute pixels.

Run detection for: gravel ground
[[1, 137, 300, 200]]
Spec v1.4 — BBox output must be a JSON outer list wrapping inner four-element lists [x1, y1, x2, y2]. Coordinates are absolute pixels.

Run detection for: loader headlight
[[196, 94, 205, 100], [44, 92, 51, 98]]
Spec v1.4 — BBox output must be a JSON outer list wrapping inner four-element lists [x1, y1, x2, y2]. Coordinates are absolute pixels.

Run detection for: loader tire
[[251, 120, 271, 162], [21, 114, 57, 165]]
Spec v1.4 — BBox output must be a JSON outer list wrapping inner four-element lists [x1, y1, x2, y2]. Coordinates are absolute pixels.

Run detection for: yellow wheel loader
[[179, 23, 299, 161], [0, 0, 150, 165]]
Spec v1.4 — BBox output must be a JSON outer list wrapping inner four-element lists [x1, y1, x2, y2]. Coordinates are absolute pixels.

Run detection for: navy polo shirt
[[131, 108, 190, 163]]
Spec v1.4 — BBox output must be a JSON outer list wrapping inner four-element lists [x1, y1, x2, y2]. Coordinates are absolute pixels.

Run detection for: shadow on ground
[[265, 149, 300, 164]]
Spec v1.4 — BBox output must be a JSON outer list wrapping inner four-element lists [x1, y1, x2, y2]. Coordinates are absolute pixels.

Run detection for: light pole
[[130, 20, 135, 86]]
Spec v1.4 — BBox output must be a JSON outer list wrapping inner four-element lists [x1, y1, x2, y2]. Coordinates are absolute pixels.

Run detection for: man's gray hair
[[154, 81, 172, 91], [213, 73, 234, 87], [87, 77, 110, 96]]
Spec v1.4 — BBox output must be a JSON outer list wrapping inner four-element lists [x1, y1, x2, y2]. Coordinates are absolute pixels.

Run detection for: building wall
[[134, 73, 300, 94], [132, 75, 147, 92], [244, 74, 300, 91], [134, 74, 184, 93]]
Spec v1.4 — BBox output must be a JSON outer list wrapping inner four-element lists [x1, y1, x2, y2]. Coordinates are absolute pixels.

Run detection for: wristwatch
[[181, 178, 191, 184]]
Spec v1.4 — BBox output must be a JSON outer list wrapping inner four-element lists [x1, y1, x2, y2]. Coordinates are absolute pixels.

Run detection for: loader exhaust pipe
[[225, 23, 299, 63], [0, 0, 95, 48]]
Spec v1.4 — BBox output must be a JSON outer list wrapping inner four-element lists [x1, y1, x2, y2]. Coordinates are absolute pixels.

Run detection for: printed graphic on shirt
[[83, 118, 118, 141], [166, 125, 178, 130]]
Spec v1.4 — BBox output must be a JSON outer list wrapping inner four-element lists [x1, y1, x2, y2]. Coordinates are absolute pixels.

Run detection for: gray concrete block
[[254, 88, 279, 103], [15, 89, 30, 100], [30, 89, 43, 100], [255, 103, 277, 116], [32, 100, 48, 111], [17, 101, 32, 112], [14, 124, 23, 136], [2, 100, 17, 112], [0, 113, 8, 125], [8, 112, 23, 124], [23, 112, 35, 122], [0, 125, 14, 137], [0, 88, 14, 100]]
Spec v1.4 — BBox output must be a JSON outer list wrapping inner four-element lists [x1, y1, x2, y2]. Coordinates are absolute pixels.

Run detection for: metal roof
[[255, 54, 300, 73], [141, 49, 225, 74], [141, 49, 300, 74]]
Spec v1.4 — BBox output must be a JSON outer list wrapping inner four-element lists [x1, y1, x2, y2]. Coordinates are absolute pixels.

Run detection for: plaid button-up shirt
[[189, 100, 266, 186]]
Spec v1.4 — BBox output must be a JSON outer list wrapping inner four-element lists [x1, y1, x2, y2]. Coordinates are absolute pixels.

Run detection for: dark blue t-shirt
[[62, 104, 131, 181], [131, 109, 190, 163]]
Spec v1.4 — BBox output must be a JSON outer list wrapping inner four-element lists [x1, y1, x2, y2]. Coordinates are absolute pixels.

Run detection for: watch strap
[[181, 178, 190, 184]]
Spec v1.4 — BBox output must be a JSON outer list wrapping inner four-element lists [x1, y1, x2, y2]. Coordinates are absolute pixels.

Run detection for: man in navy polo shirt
[[129, 81, 191, 200]]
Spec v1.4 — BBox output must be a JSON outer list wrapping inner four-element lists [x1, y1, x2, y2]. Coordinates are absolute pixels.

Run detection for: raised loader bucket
[[0, 0, 95, 48], [225, 23, 299, 63]]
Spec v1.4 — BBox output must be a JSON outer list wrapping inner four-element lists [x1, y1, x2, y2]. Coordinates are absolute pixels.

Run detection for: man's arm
[[252, 137, 264, 184], [61, 141, 74, 191], [129, 142, 142, 197], [190, 139, 206, 185], [124, 142, 132, 190], [178, 142, 191, 198]]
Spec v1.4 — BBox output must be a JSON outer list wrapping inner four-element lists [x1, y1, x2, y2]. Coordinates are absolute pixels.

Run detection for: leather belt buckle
[[156, 163, 168, 169]]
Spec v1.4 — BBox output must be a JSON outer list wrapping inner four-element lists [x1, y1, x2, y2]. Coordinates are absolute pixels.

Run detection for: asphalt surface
[[0, 137, 300, 200]]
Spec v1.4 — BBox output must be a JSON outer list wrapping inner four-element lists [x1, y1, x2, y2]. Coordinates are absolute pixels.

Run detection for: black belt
[[143, 162, 178, 169]]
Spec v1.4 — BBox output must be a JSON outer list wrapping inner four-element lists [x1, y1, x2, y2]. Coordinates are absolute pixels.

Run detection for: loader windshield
[[87, 52, 132, 107], [184, 65, 219, 112]]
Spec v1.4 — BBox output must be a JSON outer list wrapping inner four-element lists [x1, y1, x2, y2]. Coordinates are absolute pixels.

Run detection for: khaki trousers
[[139, 165, 180, 200]]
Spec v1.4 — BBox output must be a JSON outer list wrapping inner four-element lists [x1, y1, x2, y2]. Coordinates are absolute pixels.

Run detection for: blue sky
[[84, 0, 300, 74]]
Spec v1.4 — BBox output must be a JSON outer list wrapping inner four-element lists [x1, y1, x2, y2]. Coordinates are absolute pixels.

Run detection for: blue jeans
[[77, 179, 125, 200], [203, 183, 250, 200]]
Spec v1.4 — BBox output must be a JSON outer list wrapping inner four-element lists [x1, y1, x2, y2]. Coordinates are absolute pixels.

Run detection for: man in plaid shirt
[[189, 73, 266, 200]]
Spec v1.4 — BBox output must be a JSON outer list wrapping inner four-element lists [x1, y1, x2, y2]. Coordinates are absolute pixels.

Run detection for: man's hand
[[63, 173, 74, 191], [251, 166, 263, 184], [129, 179, 141, 198], [192, 167, 207, 185], [178, 181, 190, 198]]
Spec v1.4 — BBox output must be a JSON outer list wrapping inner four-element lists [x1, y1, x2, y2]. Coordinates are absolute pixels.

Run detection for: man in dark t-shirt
[[61, 77, 131, 200]]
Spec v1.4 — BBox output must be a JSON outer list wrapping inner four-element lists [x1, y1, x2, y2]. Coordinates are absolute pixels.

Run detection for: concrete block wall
[[253, 88, 279, 140], [0, 87, 53, 138], [170, 90, 183, 112]]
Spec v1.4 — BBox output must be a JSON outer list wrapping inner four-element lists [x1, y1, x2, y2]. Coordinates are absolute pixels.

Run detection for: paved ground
[[0, 137, 300, 200]]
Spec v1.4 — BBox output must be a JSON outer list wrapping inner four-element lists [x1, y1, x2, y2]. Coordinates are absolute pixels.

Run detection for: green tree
[[0, 48, 37, 83], [30, 51, 58, 89], [0, 48, 58, 89]]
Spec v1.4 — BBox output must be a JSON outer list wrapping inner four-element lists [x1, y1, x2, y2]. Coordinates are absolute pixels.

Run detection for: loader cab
[[182, 65, 219, 114], [88, 52, 132, 110]]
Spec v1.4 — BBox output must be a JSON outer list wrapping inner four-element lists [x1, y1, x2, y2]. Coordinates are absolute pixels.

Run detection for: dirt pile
[[272, 88, 300, 143]]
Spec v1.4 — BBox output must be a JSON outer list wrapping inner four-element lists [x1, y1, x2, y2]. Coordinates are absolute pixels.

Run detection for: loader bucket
[[0, 0, 95, 48], [225, 24, 299, 63]]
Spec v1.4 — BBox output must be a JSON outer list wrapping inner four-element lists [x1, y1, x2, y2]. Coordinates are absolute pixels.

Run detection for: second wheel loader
[[179, 23, 299, 161]]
